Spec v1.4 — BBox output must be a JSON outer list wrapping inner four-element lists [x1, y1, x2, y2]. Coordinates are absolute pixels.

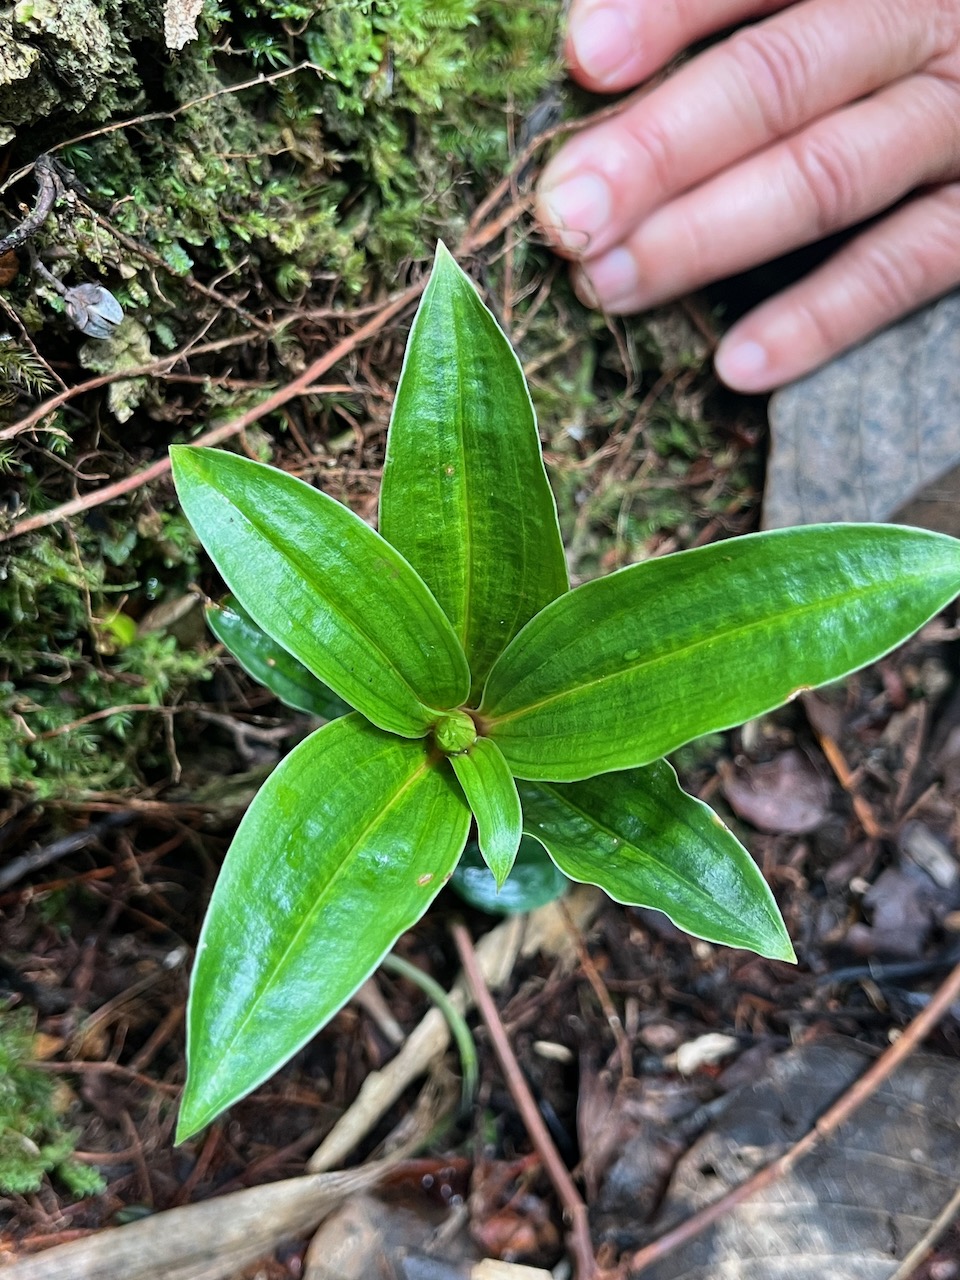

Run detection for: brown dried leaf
[[846, 863, 945, 958], [720, 749, 830, 834], [579, 1070, 703, 1237], [634, 1044, 960, 1279]]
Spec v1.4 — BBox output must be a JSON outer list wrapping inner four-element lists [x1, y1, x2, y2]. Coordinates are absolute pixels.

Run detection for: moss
[[0, 1007, 105, 1197], [11, 0, 561, 311], [0, 519, 212, 797], [0, 0, 151, 139]]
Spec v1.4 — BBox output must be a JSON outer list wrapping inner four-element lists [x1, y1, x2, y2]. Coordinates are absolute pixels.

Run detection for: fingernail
[[539, 172, 612, 255], [579, 246, 638, 312], [715, 339, 769, 391], [571, 5, 637, 83]]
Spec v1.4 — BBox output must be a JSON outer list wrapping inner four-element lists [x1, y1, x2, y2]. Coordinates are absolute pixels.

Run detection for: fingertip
[[565, 0, 647, 90], [536, 170, 614, 258], [714, 336, 777, 393], [570, 264, 601, 310]]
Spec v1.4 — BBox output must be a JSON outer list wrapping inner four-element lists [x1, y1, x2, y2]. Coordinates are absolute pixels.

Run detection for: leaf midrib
[[530, 779, 745, 930], [208, 750, 436, 1077], [230, 488, 444, 716], [454, 312, 475, 664], [488, 572, 934, 728]]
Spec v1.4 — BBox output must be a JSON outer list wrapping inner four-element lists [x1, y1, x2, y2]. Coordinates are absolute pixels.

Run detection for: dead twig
[[30, 702, 185, 741], [0, 155, 60, 255], [32, 1060, 181, 1096], [0, 1160, 396, 1280], [86, 209, 272, 336], [558, 900, 632, 1080], [0, 281, 424, 542], [0, 290, 68, 392], [0, 811, 135, 892], [0, 332, 266, 442], [626, 956, 960, 1274], [1, 65, 325, 196], [811, 725, 884, 840], [450, 922, 596, 1280]]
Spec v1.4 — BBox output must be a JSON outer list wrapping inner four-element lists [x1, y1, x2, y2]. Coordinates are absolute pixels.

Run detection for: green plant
[[0, 1008, 105, 1197], [170, 245, 960, 1140]]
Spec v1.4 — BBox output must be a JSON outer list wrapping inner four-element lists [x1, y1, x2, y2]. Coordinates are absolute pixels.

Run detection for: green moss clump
[[38, 0, 561, 317], [0, 1008, 105, 1197], [0, 517, 212, 797]]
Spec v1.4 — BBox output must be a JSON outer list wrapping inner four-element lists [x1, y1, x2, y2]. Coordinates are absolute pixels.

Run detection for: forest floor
[[1, 9, 960, 1277]]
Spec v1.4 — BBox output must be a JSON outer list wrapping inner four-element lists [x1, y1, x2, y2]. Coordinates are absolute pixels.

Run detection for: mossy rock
[[0, 0, 157, 141]]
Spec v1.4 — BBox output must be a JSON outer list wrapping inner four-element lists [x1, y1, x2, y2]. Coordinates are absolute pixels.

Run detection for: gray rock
[[764, 293, 960, 535]]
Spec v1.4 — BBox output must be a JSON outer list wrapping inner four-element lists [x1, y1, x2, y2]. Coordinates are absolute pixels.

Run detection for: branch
[[451, 921, 597, 1280], [0, 281, 424, 543]]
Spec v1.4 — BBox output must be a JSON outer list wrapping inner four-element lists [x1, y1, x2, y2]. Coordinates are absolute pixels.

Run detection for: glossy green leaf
[[379, 243, 568, 695], [171, 446, 470, 737], [451, 835, 569, 916], [206, 595, 351, 720], [450, 736, 522, 888], [177, 714, 471, 1140], [484, 524, 960, 780], [519, 762, 794, 960]]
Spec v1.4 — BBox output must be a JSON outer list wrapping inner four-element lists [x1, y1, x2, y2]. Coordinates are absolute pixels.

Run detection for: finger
[[714, 184, 960, 391], [573, 74, 960, 312], [566, 0, 792, 92], [538, 0, 937, 260]]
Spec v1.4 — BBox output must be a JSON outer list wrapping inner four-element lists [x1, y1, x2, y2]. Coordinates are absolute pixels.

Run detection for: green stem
[[380, 952, 478, 1106]]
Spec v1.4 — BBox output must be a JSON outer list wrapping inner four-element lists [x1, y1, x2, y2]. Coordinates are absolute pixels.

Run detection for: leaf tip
[[773, 935, 798, 965], [173, 1097, 206, 1146], [757, 923, 797, 964], [429, 240, 475, 300]]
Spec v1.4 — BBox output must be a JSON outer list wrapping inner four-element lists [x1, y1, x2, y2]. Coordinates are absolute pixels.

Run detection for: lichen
[[1, 0, 150, 130]]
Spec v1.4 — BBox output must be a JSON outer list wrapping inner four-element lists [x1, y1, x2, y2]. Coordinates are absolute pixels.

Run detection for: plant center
[[433, 710, 477, 756]]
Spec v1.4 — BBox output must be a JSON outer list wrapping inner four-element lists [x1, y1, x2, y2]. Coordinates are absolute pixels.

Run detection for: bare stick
[[0, 281, 424, 542], [558, 899, 632, 1080], [0, 155, 60, 255], [627, 956, 960, 1274], [0, 811, 135, 891], [451, 922, 596, 1280], [0, 332, 266, 442], [1, 65, 324, 195]]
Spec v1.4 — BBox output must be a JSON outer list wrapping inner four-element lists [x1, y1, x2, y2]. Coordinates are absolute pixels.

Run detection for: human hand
[[536, 0, 960, 391]]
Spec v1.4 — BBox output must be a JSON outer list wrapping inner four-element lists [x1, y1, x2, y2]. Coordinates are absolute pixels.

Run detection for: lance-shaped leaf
[[519, 762, 794, 960], [451, 836, 569, 916], [172, 447, 470, 738], [450, 736, 522, 888], [379, 243, 568, 695], [206, 595, 351, 720], [484, 524, 960, 781], [177, 714, 471, 1140]]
